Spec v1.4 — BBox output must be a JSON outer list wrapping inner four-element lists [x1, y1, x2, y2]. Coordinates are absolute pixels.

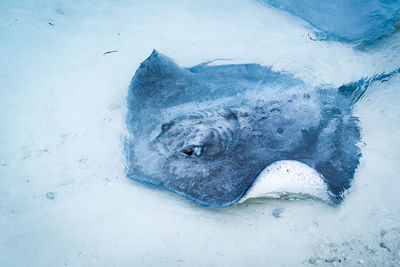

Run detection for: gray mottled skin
[[126, 50, 362, 207]]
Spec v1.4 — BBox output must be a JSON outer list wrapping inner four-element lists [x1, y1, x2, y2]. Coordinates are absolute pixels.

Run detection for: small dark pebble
[[379, 242, 391, 252], [380, 230, 387, 237], [272, 208, 284, 218], [46, 192, 56, 200]]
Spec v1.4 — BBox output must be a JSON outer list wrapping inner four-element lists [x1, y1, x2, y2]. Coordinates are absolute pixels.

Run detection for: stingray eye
[[181, 146, 204, 157]]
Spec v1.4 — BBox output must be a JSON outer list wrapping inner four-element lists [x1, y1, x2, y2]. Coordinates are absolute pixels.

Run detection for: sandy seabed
[[1, 0, 400, 266]]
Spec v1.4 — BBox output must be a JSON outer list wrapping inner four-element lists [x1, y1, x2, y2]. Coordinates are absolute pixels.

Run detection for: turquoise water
[[1, 0, 400, 266], [260, 0, 400, 43]]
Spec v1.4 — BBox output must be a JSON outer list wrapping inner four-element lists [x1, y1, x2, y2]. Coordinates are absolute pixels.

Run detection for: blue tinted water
[[261, 0, 400, 43], [1, 0, 400, 266]]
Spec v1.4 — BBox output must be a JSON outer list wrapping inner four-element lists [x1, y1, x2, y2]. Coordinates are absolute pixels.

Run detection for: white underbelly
[[239, 160, 330, 203]]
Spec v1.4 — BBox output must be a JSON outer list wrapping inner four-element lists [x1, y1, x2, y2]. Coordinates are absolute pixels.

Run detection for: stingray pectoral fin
[[238, 160, 330, 203]]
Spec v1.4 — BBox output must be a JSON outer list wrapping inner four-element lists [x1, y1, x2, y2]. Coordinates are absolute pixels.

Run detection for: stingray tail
[[338, 67, 400, 103]]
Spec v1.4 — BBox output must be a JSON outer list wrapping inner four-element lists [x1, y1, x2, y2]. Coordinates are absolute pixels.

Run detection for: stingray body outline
[[126, 50, 368, 207]]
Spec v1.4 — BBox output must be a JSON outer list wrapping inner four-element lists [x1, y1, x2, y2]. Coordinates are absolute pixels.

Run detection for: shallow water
[[259, 0, 400, 43], [1, 0, 400, 266]]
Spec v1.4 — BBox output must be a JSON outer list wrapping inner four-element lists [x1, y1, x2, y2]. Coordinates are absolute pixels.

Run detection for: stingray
[[125, 50, 399, 207]]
